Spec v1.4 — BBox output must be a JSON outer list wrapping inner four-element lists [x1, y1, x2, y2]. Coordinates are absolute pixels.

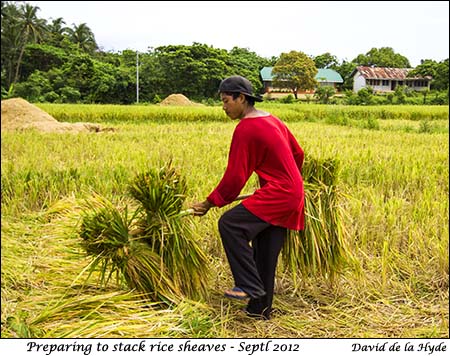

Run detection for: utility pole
[[136, 50, 139, 104]]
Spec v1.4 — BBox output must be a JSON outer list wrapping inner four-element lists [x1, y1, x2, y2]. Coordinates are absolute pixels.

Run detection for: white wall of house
[[353, 73, 366, 92], [369, 83, 390, 92]]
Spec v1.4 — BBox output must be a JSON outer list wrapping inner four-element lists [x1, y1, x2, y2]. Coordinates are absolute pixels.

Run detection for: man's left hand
[[190, 200, 214, 216]]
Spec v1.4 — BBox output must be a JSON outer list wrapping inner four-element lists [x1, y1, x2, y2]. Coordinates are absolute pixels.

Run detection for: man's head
[[218, 75, 262, 120], [218, 75, 263, 104]]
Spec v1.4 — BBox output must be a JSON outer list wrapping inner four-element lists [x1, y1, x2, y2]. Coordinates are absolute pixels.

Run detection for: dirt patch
[[159, 94, 203, 106], [1, 98, 113, 133]]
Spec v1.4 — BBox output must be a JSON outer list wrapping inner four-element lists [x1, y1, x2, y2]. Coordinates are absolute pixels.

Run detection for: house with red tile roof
[[350, 66, 431, 93]]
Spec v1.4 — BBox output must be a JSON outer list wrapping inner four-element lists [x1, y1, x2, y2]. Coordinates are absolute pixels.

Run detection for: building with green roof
[[260, 66, 344, 94]]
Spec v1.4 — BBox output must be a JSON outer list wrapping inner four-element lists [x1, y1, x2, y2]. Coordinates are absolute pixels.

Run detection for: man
[[191, 75, 305, 320]]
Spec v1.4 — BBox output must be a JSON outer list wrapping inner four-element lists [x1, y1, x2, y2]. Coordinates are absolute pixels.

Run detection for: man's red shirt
[[207, 114, 305, 231]]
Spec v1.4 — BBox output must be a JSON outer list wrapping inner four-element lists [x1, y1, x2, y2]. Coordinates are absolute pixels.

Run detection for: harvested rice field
[[1, 101, 448, 339]]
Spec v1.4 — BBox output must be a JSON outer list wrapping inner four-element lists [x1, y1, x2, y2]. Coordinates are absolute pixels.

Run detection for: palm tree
[[13, 3, 47, 84], [1, 2, 22, 87], [46, 17, 70, 46], [67, 23, 98, 54]]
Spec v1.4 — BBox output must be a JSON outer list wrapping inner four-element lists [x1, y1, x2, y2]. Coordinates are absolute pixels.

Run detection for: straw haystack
[[159, 94, 203, 106], [1, 98, 110, 133]]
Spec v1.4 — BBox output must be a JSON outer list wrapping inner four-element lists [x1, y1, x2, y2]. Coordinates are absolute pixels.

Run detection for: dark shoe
[[242, 308, 270, 320], [224, 287, 250, 300]]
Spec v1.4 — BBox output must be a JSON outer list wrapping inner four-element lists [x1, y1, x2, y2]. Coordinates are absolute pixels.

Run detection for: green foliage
[[44, 17, 71, 48], [386, 92, 394, 104], [314, 52, 339, 70], [334, 60, 357, 91], [272, 51, 318, 99], [152, 94, 162, 104], [280, 94, 295, 103], [1, 2, 47, 87], [87, 61, 119, 103], [14, 51, 134, 103], [429, 90, 449, 105], [66, 23, 98, 54], [344, 87, 374, 105], [143, 44, 228, 101], [353, 47, 411, 68], [343, 88, 448, 106], [228, 46, 272, 94], [43, 91, 59, 103], [60, 86, 81, 103], [408, 58, 449, 91], [395, 85, 407, 104], [314, 86, 336, 104], [434, 59, 449, 90], [364, 116, 380, 130], [14, 70, 52, 102], [1, 83, 15, 99], [62, 54, 94, 97], [1, 2, 447, 105], [20, 43, 67, 80], [418, 120, 432, 134], [358, 87, 373, 105]]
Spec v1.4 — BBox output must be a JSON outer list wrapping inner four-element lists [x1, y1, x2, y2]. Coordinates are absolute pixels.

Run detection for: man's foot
[[242, 308, 270, 320], [224, 287, 250, 300]]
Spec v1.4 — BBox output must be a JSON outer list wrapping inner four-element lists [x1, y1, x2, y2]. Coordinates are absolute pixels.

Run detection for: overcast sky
[[27, 1, 449, 67]]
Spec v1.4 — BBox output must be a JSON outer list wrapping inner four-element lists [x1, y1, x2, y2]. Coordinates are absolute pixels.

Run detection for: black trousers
[[218, 204, 286, 319]]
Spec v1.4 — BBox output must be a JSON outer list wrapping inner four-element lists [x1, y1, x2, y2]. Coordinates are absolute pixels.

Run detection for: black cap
[[218, 75, 263, 102]]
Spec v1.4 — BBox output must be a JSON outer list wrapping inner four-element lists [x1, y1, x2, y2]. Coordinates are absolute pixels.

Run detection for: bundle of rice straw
[[79, 162, 209, 303], [282, 156, 351, 286]]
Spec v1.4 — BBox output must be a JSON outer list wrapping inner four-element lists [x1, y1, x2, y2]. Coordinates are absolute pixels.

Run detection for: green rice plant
[[78, 193, 179, 303], [128, 161, 209, 300], [37, 103, 448, 126], [79, 195, 131, 259], [282, 157, 351, 286], [301, 156, 339, 186], [128, 161, 186, 217], [418, 120, 432, 133]]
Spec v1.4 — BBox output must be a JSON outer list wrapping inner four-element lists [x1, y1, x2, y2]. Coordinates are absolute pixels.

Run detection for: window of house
[[408, 80, 428, 87], [368, 79, 381, 86]]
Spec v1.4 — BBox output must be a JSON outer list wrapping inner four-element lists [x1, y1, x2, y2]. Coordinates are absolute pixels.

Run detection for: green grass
[[36, 102, 449, 124], [1, 104, 448, 338]]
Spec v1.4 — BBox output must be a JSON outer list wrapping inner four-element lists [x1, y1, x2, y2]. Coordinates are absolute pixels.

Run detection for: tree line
[[1, 1, 448, 104]]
